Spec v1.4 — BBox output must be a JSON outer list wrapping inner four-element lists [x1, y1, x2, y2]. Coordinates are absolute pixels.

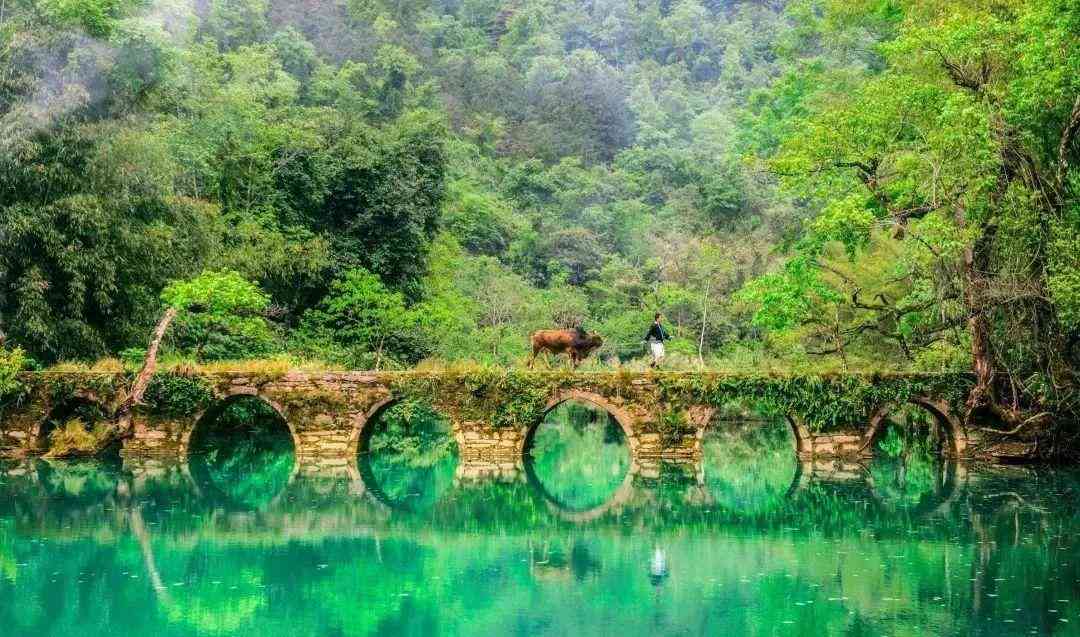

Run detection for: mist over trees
[[0, 0, 1078, 422]]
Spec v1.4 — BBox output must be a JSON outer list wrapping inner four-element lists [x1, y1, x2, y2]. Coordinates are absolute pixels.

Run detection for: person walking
[[644, 313, 671, 368]]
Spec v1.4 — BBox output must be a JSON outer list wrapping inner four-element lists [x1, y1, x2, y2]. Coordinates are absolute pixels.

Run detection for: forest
[[1, 0, 1079, 426]]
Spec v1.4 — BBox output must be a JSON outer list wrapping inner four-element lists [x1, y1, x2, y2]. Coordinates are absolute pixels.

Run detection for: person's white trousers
[[650, 341, 665, 363]]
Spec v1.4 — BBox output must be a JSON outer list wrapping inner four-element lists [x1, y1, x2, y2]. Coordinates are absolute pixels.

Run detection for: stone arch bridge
[[0, 369, 985, 469]]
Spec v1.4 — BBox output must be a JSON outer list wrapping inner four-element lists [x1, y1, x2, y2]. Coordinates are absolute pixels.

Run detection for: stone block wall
[[455, 421, 526, 460], [3, 371, 975, 467], [455, 460, 523, 484], [804, 432, 868, 458], [122, 416, 190, 457]]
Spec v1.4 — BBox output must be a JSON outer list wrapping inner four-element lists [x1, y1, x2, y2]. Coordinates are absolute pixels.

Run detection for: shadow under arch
[[352, 397, 459, 514], [185, 394, 298, 511], [861, 397, 967, 458]]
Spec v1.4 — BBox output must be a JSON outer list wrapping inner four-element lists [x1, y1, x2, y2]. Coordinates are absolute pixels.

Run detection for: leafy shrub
[[46, 419, 113, 458], [144, 374, 215, 418], [161, 271, 279, 361], [295, 268, 429, 368], [0, 347, 27, 400]]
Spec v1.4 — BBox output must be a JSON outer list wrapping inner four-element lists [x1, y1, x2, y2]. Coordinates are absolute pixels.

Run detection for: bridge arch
[[690, 406, 811, 460], [182, 392, 299, 457], [693, 407, 807, 515], [347, 396, 399, 457], [183, 393, 299, 510], [520, 390, 638, 521], [527, 390, 639, 457], [861, 397, 967, 458], [349, 396, 460, 513], [347, 395, 462, 456]]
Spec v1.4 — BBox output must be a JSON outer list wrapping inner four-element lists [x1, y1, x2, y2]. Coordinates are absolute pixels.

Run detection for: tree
[[0, 346, 25, 404], [441, 179, 518, 256], [322, 112, 449, 298], [160, 270, 277, 361], [760, 0, 1080, 428], [0, 127, 221, 363], [296, 268, 425, 369]]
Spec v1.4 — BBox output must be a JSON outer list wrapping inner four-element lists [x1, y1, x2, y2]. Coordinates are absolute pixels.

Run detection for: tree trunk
[[964, 225, 997, 419], [698, 279, 711, 367], [118, 307, 178, 421], [374, 334, 385, 372], [833, 309, 848, 371]]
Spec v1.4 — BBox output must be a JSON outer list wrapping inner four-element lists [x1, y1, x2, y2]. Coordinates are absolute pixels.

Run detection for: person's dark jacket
[[645, 322, 670, 342]]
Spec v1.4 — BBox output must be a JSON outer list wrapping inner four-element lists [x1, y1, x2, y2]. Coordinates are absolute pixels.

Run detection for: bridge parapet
[[0, 369, 977, 464]]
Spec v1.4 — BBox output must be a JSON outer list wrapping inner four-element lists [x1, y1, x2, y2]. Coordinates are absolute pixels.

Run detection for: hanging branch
[[977, 411, 1052, 436]]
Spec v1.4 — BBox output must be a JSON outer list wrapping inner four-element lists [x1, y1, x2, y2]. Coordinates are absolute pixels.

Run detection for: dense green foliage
[[142, 373, 215, 417], [161, 270, 277, 360], [0, 0, 1077, 425], [0, 348, 26, 403]]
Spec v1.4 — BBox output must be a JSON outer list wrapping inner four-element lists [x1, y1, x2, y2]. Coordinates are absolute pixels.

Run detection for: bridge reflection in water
[[0, 437, 1075, 636], [0, 399, 1068, 637], [4, 413, 973, 528], [17, 393, 972, 521]]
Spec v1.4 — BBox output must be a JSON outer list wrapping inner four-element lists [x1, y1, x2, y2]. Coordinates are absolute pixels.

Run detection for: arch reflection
[[187, 395, 295, 510], [866, 457, 963, 517], [357, 400, 458, 512], [701, 415, 800, 515], [524, 400, 632, 517], [36, 457, 122, 500], [862, 403, 957, 515]]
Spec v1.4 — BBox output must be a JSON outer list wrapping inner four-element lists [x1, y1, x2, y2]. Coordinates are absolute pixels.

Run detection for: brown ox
[[527, 329, 603, 369]]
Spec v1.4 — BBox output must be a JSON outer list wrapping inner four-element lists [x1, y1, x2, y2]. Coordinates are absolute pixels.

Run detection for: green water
[[2, 413, 1080, 636]]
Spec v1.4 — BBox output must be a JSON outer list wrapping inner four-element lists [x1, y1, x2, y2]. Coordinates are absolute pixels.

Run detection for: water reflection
[[37, 457, 123, 502], [5, 432, 1080, 635], [867, 456, 951, 513], [525, 401, 631, 512], [358, 401, 458, 512], [187, 396, 295, 510], [700, 418, 799, 515]]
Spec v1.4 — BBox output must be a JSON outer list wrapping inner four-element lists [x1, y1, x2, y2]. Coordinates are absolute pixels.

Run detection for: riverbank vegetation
[[1, 0, 1078, 430]]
